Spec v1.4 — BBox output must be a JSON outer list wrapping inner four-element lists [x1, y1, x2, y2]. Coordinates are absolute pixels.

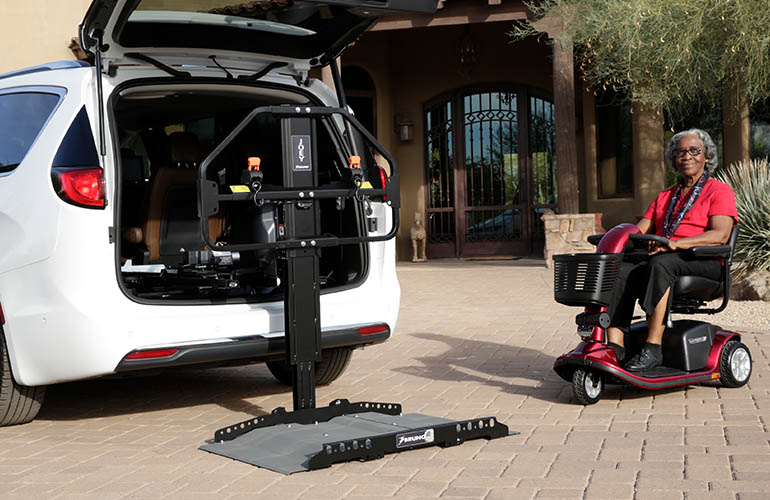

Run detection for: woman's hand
[[649, 239, 682, 254]]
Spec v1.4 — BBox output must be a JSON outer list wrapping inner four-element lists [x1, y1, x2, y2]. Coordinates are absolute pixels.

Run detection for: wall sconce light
[[394, 113, 414, 142], [458, 29, 478, 76]]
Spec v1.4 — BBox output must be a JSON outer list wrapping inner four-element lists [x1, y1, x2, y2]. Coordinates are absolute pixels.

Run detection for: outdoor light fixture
[[394, 113, 414, 142], [458, 28, 478, 75]]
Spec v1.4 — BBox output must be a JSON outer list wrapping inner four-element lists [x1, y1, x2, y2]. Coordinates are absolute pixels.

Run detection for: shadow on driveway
[[392, 332, 681, 404], [37, 364, 287, 422], [394, 332, 570, 404]]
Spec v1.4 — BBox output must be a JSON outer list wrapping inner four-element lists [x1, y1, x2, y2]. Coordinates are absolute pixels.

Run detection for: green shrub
[[716, 158, 770, 274]]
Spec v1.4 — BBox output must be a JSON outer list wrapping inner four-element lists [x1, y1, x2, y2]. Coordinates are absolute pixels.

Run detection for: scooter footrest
[[630, 366, 687, 378]]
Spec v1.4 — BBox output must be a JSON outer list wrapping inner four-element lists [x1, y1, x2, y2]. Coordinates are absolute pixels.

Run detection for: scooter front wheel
[[720, 340, 752, 388], [572, 368, 603, 405]]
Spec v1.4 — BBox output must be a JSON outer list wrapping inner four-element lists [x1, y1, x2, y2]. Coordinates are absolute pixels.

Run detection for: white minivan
[[0, 0, 435, 425]]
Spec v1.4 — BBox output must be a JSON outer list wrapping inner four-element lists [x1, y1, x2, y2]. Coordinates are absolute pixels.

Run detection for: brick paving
[[0, 259, 768, 499]]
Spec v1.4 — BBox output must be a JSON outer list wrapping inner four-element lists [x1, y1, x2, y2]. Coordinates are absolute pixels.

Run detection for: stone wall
[[542, 213, 605, 268]]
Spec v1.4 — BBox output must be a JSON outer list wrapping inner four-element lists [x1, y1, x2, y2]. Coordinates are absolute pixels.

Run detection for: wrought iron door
[[528, 95, 557, 247], [459, 90, 523, 256], [425, 99, 456, 252], [424, 87, 556, 258]]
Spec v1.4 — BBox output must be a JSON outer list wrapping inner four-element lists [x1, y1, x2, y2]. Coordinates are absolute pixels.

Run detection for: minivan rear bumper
[[114, 323, 390, 372]]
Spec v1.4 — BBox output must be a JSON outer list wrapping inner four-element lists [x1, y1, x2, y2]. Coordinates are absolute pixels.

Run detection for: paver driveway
[[1, 260, 768, 499]]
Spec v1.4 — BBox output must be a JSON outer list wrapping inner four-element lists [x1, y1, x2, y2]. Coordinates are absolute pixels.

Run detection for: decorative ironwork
[[422, 88, 556, 254], [425, 99, 455, 243], [529, 97, 556, 237], [465, 208, 520, 241], [463, 91, 520, 242], [428, 211, 456, 244], [464, 109, 518, 123]]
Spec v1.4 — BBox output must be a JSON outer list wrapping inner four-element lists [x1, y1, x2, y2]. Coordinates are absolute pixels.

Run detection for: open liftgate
[[197, 67, 513, 476]]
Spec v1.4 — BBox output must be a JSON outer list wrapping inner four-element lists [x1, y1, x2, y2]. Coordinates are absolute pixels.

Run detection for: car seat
[[131, 131, 225, 265]]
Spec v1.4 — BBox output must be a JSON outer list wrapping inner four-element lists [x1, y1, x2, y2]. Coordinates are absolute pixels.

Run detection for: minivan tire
[[0, 328, 46, 426], [267, 347, 353, 386]]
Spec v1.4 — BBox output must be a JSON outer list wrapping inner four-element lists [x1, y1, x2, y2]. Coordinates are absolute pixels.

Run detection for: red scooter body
[[554, 331, 737, 390], [553, 223, 749, 402]]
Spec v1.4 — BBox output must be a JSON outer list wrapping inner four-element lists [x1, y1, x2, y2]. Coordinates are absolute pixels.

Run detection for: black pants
[[607, 252, 722, 333]]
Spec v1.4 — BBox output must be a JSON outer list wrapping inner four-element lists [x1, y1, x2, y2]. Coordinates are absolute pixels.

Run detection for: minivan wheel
[[267, 347, 353, 386], [0, 328, 46, 426]]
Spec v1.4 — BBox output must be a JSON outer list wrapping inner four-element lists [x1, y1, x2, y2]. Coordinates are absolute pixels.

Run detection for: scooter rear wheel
[[720, 340, 752, 388], [572, 368, 603, 405]]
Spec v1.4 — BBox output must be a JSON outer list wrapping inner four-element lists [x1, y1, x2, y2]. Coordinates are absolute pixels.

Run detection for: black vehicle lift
[[198, 64, 512, 474]]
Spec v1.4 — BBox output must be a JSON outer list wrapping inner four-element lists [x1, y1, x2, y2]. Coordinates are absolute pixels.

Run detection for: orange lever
[[248, 156, 261, 171], [349, 155, 361, 169]]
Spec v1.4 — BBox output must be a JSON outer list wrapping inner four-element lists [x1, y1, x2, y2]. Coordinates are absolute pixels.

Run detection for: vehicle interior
[[113, 84, 370, 303]]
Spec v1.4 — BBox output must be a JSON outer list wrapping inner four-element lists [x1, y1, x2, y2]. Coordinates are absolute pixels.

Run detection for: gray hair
[[664, 128, 719, 174]]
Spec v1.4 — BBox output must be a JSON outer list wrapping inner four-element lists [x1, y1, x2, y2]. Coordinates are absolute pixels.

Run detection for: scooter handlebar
[[628, 233, 671, 246]]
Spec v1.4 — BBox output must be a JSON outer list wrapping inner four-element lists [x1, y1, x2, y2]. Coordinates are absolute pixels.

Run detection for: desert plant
[[510, 0, 770, 122], [716, 158, 770, 274]]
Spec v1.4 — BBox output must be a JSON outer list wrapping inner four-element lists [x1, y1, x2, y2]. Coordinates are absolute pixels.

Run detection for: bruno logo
[[395, 428, 435, 449]]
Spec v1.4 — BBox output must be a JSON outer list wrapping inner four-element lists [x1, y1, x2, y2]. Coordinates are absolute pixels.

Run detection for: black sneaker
[[624, 345, 662, 372]]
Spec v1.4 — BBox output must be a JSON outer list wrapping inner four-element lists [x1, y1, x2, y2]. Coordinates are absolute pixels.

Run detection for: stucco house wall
[[0, 0, 92, 74]]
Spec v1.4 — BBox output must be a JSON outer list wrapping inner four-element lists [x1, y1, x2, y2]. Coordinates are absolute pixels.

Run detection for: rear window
[[52, 107, 99, 168], [0, 92, 61, 173]]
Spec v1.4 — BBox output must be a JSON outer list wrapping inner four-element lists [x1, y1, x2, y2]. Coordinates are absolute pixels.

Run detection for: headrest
[[168, 132, 201, 167], [121, 148, 144, 182]]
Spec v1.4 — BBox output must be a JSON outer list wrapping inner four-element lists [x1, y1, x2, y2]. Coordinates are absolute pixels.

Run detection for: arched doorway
[[424, 86, 556, 258]]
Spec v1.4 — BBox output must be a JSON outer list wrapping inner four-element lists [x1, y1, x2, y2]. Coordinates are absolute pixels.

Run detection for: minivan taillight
[[358, 325, 388, 335], [51, 168, 105, 208], [124, 349, 179, 360], [379, 167, 388, 201], [0, 303, 5, 325]]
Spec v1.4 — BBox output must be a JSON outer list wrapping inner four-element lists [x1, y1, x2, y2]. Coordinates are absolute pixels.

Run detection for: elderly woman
[[606, 128, 738, 371]]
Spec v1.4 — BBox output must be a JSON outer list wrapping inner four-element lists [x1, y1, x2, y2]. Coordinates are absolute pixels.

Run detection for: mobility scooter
[[552, 223, 752, 404]]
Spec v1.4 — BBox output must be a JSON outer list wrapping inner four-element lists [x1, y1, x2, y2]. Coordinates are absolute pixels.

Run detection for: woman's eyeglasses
[[673, 147, 703, 158]]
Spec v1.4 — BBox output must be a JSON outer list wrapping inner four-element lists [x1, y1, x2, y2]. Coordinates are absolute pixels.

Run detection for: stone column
[[542, 212, 603, 268]]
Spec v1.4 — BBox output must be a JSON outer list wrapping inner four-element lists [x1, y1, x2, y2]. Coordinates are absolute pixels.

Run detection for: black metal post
[[282, 116, 322, 411], [94, 31, 106, 157], [329, 58, 357, 156]]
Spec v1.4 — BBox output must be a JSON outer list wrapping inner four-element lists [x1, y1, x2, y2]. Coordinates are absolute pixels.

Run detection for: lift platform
[[202, 399, 509, 473]]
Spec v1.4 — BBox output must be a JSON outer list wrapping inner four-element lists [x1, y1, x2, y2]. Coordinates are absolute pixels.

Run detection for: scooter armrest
[[587, 234, 604, 246], [687, 245, 731, 258]]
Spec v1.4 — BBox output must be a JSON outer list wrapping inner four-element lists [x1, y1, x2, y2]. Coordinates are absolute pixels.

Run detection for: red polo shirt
[[642, 179, 739, 240]]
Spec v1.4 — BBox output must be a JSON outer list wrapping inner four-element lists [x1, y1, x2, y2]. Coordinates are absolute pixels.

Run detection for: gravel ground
[[626, 295, 770, 333], [675, 299, 770, 333]]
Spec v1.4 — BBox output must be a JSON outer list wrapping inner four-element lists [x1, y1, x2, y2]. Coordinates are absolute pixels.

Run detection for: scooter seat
[[673, 275, 722, 301]]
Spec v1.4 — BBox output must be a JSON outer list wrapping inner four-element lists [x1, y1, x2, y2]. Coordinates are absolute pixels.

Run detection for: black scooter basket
[[553, 253, 623, 307]]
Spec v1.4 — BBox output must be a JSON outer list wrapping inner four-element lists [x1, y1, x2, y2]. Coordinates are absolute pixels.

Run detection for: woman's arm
[[656, 215, 733, 252], [636, 217, 652, 234]]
